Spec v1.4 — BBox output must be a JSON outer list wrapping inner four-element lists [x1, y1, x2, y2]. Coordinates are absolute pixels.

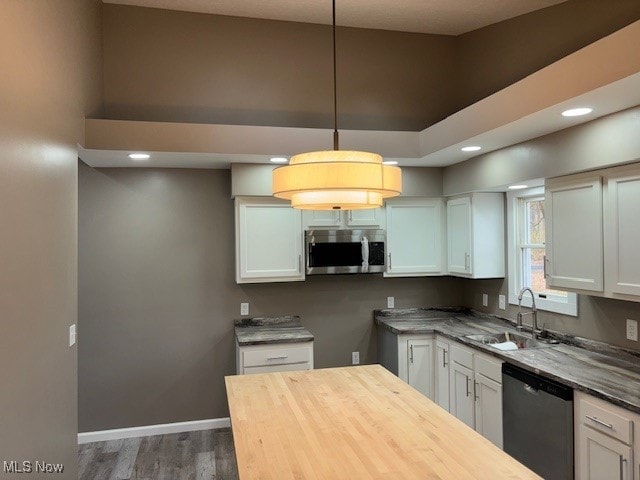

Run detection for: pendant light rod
[[332, 0, 339, 151]]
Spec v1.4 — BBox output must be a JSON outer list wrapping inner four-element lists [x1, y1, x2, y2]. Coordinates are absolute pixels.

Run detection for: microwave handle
[[361, 236, 369, 272]]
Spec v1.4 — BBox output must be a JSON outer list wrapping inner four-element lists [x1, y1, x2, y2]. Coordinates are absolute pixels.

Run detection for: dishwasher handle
[[524, 383, 539, 395]]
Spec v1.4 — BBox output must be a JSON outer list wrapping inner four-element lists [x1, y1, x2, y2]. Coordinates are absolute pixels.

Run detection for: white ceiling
[[102, 0, 568, 35]]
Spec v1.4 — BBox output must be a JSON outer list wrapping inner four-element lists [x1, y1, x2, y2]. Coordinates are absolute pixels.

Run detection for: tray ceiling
[[102, 0, 568, 35]]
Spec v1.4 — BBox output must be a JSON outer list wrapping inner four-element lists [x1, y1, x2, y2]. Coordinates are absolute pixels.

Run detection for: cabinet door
[[407, 339, 434, 399], [605, 171, 640, 296], [577, 426, 633, 480], [236, 198, 304, 283], [545, 177, 603, 291], [386, 199, 443, 276], [435, 338, 450, 412], [346, 208, 383, 228], [475, 374, 503, 449], [302, 210, 342, 229], [447, 197, 472, 275], [449, 361, 474, 428]]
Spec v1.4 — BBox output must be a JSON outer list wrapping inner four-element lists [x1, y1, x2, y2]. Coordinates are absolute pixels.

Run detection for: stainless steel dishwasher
[[503, 363, 574, 480]]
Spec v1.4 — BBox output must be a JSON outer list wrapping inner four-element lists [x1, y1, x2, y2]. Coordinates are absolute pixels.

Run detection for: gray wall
[[443, 106, 640, 195], [0, 0, 102, 477], [100, 1, 640, 131], [78, 164, 462, 432], [462, 280, 640, 351]]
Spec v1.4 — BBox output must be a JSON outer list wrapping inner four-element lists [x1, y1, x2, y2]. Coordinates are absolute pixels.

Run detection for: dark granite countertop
[[375, 308, 640, 415], [235, 316, 314, 346]]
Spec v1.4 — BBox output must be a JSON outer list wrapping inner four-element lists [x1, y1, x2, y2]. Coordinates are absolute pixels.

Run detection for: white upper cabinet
[[545, 162, 640, 301], [446, 193, 505, 279], [605, 166, 640, 297], [385, 198, 445, 277], [545, 175, 604, 292], [302, 210, 342, 229], [302, 208, 384, 230], [235, 197, 305, 283]]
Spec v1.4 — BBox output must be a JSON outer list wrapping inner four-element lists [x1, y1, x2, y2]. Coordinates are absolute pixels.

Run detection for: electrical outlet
[[69, 324, 77, 347], [627, 319, 638, 341], [352, 351, 360, 365], [387, 296, 395, 308], [240, 303, 249, 316], [482, 294, 488, 307], [499, 295, 506, 310]]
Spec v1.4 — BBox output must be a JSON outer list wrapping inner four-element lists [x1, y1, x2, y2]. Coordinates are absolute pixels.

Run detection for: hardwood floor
[[78, 428, 238, 480]]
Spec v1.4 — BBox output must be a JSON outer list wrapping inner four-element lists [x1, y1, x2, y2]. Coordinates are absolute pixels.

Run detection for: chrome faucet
[[517, 287, 542, 340]]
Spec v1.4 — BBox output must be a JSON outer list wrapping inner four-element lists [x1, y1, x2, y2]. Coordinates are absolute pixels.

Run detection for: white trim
[[507, 186, 578, 317], [77, 417, 231, 444]]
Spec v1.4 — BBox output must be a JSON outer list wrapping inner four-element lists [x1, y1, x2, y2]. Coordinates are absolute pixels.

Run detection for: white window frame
[[507, 186, 578, 316]]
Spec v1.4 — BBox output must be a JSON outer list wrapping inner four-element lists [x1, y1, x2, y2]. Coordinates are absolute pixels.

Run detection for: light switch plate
[[499, 295, 506, 310], [352, 351, 360, 365], [387, 296, 395, 308], [240, 303, 249, 316], [627, 319, 638, 341], [69, 324, 77, 347], [482, 294, 488, 307]]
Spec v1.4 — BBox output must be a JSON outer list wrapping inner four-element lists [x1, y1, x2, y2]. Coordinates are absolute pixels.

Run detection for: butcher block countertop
[[225, 365, 540, 479]]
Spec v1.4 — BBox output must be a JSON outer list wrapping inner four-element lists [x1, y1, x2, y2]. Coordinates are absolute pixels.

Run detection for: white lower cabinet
[[406, 338, 434, 399], [575, 391, 639, 480], [449, 343, 503, 448], [434, 336, 451, 411], [450, 359, 475, 428], [236, 341, 314, 375]]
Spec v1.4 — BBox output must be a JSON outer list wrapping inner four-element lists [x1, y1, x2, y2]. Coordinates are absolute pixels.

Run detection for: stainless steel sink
[[465, 332, 553, 350]]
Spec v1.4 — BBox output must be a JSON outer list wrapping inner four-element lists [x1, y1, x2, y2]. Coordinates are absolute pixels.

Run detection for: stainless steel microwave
[[305, 229, 386, 275]]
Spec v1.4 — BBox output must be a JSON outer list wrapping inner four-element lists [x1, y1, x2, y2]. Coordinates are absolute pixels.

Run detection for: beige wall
[[454, 0, 640, 110], [102, 4, 457, 131], [443, 106, 640, 195], [0, 0, 102, 476], [78, 164, 462, 432], [462, 280, 640, 351]]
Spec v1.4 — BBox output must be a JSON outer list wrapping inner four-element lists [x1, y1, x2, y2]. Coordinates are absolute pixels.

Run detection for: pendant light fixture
[[272, 0, 402, 210]]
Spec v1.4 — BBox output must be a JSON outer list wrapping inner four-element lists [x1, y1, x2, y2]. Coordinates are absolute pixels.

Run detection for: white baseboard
[[78, 417, 231, 444]]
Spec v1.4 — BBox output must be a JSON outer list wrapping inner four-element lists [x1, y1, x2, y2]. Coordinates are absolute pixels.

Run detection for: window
[[507, 186, 577, 316]]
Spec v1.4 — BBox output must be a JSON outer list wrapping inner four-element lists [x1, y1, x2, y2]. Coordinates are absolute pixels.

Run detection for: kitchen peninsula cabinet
[[384, 198, 445, 277], [446, 193, 505, 279], [235, 197, 304, 283]]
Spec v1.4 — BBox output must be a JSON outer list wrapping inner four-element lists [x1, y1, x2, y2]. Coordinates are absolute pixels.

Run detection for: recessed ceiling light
[[382, 160, 398, 165], [128, 153, 150, 160], [562, 107, 593, 117], [270, 157, 288, 164], [508, 185, 529, 190], [461, 146, 481, 152]]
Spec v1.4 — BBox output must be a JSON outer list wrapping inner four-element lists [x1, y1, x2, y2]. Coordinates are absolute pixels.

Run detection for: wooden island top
[[225, 364, 541, 479]]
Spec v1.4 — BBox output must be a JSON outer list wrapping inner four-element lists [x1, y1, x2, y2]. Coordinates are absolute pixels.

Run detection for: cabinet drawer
[[579, 396, 633, 445], [450, 344, 473, 369], [242, 344, 311, 367], [474, 354, 502, 384]]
